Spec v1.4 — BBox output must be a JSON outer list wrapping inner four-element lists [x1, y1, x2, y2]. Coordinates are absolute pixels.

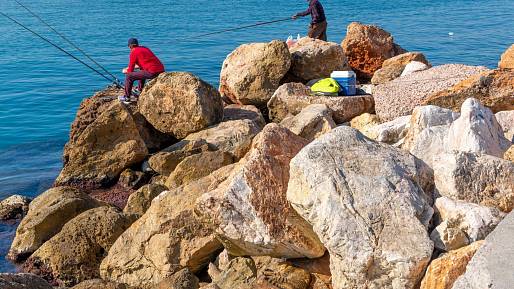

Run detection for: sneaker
[[118, 95, 131, 104]]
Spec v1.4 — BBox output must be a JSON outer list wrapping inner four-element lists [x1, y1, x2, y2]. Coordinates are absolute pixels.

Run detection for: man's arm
[[293, 6, 312, 19], [126, 51, 137, 73]]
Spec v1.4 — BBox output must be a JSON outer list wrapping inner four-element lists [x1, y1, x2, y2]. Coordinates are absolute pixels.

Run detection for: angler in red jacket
[[119, 38, 165, 103]]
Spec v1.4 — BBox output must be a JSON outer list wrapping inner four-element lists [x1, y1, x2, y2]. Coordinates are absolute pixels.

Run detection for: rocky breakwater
[[3, 33, 513, 289]]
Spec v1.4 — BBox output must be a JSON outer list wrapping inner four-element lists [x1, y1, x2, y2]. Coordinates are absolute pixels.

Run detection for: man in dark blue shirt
[[292, 0, 327, 41]]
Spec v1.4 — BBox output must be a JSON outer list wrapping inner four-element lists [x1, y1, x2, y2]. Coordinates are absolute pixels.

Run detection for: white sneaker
[[118, 95, 131, 104]]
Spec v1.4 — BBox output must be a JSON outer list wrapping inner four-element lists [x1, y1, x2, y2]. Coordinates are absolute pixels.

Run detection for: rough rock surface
[[138, 72, 224, 138], [223, 104, 266, 128], [118, 169, 149, 190], [372, 115, 411, 144], [8, 187, 102, 261], [341, 22, 406, 80], [409, 125, 450, 168], [495, 110, 514, 141], [184, 120, 262, 159], [280, 104, 336, 141], [452, 211, 514, 289], [71, 279, 129, 289], [152, 268, 199, 289], [371, 52, 429, 84], [288, 37, 348, 82], [0, 194, 31, 221], [24, 206, 134, 287], [251, 256, 311, 289], [0, 273, 53, 289], [197, 124, 324, 259], [165, 151, 235, 189], [349, 113, 381, 139], [212, 257, 257, 289], [433, 151, 514, 213], [123, 184, 168, 218], [401, 61, 430, 76], [430, 197, 505, 251], [57, 101, 148, 187], [373, 64, 488, 122], [499, 44, 514, 69], [219, 40, 291, 106], [447, 98, 511, 158], [148, 140, 211, 176], [505, 145, 514, 161], [287, 126, 434, 289], [424, 69, 514, 113], [420, 241, 483, 289], [267, 82, 374, 123], [100, 165, 235, 288]]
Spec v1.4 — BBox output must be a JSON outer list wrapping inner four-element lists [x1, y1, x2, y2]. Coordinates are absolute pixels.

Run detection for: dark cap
[[128, 38, 139, 46]]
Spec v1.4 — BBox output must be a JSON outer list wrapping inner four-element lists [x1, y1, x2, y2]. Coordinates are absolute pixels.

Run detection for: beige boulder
[[25, 206, 134, 287], [288, 37, 348, 82], [281, 104, 336, 141], [341, 22, 406, 80], [212, 257, 257, 289], [8, 187, 102, 261], [349, 113, 381, 139], [267, 82, 374, 123], [287, 126, 434, 289], [223, 104, 266, 128], [138, 72, 224, 138], [420, 241, 484, 289], [197, 124, 324, 259], [184, 120, 262, 159], [100, 165, 235, 288], [372, 115, 411, 144], [165, 150, 235, 189], [433, 151, 514, 212], [0, 273, 53, 289], [424, 69, 514, 113], [219, 40, 291, 106], [152, 268, 199, 289], [71, 279, 129, 289], [495, 110, 514, 141], [498, 44, 514, 69], [123, 184, 168, 218], [505, 145, 514, 161], [148, 140, 211, 176], [371, 52, 430, 84], [57, 101, 148, 187]]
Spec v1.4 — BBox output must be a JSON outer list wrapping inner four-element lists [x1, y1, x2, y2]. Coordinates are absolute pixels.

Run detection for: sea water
[[0, 0, 513, 272]]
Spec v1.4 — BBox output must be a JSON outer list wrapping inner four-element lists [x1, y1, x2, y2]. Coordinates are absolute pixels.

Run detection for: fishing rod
[[13, 0, 122, 86], [0, 11, 121, 87]]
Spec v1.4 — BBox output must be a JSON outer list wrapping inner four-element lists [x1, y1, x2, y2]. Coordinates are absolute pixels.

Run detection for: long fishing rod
[[0, 11, 120, 86], [13, 0, 121, 85], [182, 17, 293, 41]]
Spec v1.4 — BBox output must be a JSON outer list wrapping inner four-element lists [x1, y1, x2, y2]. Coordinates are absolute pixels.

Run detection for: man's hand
[[292, 15, 298, 20], [122, 67, 128, 74]]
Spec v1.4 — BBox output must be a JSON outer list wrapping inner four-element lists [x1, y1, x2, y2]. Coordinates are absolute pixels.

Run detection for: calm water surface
[[0, 0, 513, 272]]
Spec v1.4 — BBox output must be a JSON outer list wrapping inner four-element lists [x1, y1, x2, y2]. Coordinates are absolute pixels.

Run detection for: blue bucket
[[331, 71, 357, 96]]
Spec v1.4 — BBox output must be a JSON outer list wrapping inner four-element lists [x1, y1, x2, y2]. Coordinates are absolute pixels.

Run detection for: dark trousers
[[308, 20, 328, 41], [124, 70, 161, 97]]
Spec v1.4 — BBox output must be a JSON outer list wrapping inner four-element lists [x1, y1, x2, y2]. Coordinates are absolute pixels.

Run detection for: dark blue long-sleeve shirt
[[296, 0, 326, 24]]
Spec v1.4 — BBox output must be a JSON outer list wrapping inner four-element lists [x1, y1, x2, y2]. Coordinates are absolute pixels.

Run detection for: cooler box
[[331, 71, 356, 96]]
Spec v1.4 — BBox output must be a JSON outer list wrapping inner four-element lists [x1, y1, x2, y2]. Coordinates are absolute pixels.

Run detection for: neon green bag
[[310, 78, 340, 96]]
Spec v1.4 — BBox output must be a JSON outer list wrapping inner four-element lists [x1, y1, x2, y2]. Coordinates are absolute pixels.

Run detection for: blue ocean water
[[0, 0, 513, 272]]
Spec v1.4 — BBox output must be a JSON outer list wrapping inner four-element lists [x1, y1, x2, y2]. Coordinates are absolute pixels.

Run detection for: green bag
[[310, 78, 340, 96]]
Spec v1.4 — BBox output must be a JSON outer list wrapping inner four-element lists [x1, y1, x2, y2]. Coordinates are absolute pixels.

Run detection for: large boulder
[[372, 115, 411, 144], [0, 273, 53, 289], [446, 98, 511, 158], [433, 151, 514, 213], [0, 194, 31, 221], [498, 44, 514, 69], [287, 126, 434, 289], [24, 206, 134, 287], [495, 110, 514, 141], [420, 241, 483, 289], [8, 187, 102, 261], [424, 69, 514, 113], [288, 37, 348, 82], [280, 104, 336, 141], [165, 150, 235, 189], [71, 279, 129, 289], [219, 40, 291, 106], [452, 211, 514, 289], [123, 184, 168, 218], [211, 257, 257, 289], [184, 120, 262, 159], [349, 113, 381, 139], [197, 124, 324, 259], [373, 64, 488, 122], [138, 72, 224, 138], [341, 22, 406, 81], [100, 165, 235, 288], [148, 140, 211, 176], [267, 82, 374, 123], [430, 197, 505, 251], [223, 104, 266, 128], [371, 52, 430, 84], [57, 101, 148, 187], [152, 268, 199, 289]]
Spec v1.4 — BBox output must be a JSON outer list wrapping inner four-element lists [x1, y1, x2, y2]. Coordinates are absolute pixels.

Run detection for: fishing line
[[13, 0, 122, 86], [0, 11, 119, 85]]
